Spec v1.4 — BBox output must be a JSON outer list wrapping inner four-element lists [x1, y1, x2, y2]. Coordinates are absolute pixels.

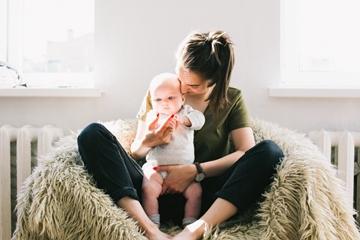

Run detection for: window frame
[[0, 0, 7, 61]]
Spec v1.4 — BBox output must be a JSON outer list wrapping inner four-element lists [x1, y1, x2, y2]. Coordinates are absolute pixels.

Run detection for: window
[[1, 0, 94, 88], [281, 0, 360, 87], [0, 0, 7, 61]]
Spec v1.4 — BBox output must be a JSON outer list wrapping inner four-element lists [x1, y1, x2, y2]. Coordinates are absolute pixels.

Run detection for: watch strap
[[194, 162, 205, 175]]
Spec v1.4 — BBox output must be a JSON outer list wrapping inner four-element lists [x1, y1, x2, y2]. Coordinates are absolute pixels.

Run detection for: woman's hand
[[155, 164, 197, 194], [130, 114, 177, 160], [142, 114, 177, 148]]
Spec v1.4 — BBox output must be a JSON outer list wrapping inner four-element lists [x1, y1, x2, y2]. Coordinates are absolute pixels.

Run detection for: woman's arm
[[200, 127, 255, 177], [157, 127, 255, 193], [130, 120, 153, 159]]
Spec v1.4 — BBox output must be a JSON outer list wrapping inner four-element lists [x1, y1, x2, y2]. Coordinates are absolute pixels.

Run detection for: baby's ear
[[181, 95, 185, 102]]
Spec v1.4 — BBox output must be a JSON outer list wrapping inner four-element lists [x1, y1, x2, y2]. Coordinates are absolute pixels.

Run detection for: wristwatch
[[194, 162, 206, 182]]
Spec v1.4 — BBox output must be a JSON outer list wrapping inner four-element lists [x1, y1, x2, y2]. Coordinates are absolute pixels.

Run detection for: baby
[[141, 72, 205, 227]]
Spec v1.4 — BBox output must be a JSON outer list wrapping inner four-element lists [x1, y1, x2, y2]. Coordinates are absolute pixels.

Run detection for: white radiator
[[0, 125, 63, 240], [308, 131, 360, 205]]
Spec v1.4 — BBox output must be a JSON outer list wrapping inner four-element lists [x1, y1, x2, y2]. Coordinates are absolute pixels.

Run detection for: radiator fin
[[309, 131, 360, 223], [0, 125, 63, 240]]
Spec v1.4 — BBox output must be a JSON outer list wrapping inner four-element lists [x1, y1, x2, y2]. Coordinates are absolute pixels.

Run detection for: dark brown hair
[[176, 31, 235, 111]]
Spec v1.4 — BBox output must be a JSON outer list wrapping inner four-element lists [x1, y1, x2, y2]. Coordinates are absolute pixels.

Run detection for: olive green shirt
[[137, 87, 251, 163]]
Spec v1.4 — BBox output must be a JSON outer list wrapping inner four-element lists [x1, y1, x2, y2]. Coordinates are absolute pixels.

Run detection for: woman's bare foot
[[172, 220, 208, 240], [146, 226, 172, 240]]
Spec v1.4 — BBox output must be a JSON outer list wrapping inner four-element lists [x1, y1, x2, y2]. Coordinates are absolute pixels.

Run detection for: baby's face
[[151, 82, 184, 115]]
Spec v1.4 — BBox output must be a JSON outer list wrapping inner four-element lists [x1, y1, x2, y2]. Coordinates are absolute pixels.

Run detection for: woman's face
[[176, 66, 210, 97]]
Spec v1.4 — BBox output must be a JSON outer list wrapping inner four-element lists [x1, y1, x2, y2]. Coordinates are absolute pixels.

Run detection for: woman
[[77, 31, 284, 240]]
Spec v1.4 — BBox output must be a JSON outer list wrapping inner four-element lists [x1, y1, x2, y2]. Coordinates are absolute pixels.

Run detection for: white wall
[[1, 0, 359, 134]]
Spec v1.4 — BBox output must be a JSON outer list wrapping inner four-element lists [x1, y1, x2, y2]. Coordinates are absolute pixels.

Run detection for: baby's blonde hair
[[149, 72, 179, 96]]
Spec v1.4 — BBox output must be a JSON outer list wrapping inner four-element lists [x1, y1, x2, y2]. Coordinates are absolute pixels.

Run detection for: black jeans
[[77, 123, 284, 225]]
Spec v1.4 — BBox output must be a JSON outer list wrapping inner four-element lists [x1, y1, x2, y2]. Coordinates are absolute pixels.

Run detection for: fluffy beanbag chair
[[12, 119, 360, 240]]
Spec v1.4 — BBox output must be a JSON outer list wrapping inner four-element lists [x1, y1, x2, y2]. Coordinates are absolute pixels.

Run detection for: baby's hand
[[175, 115, 192, 127], [182, 117, 192, 127]]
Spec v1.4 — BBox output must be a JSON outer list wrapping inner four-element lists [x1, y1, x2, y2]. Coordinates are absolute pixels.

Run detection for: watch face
[[195, 173, 205, 182]]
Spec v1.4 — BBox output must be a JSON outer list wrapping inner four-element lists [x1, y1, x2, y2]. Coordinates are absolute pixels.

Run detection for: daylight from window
[[298, 0, 360, 74], [22, 0, 94, 74]]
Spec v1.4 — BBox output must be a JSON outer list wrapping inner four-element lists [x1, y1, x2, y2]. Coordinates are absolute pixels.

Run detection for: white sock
[[182, 217, 197, 227], [149, 214, 160, 226]]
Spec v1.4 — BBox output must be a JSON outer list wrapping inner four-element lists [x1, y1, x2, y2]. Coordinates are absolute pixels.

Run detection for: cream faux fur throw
[[12, 119, 360, 240]]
